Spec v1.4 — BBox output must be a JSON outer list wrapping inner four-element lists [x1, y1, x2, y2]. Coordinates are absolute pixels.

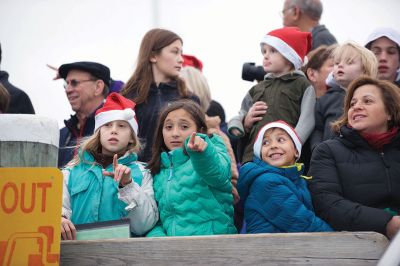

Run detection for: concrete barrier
[[0, 114, 59, 167]]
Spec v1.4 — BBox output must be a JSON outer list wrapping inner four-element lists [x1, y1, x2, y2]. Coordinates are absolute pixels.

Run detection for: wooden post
[[0, 114, 59, 167], [61, 232, 389, 265]]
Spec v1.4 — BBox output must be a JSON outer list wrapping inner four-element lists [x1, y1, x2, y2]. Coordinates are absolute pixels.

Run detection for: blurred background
[[1, 0, 399, 127]]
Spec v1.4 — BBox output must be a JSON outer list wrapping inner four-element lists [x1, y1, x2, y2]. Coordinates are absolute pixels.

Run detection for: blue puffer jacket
[[238, 157, 332, 233]]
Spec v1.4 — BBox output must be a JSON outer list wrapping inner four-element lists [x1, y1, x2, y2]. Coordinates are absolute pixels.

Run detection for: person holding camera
[[228, 27, 315, 164]]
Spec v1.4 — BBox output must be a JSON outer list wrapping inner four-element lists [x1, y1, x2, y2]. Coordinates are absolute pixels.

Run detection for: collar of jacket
[[325, 84, 346, 95], [0, 70, 9, 81], [79, 149, 137, 169], [264, 70, 305, 81], [339, 125, 400, 149], [252, 157, 305, 182], [160, 147, 188, 168], [149, 81, 178, 93]]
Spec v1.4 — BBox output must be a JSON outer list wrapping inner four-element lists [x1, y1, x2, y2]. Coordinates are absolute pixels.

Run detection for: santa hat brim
[[94, 108, 138, 134], [253, 120, 302, 160], [261, 35, 303, 70]]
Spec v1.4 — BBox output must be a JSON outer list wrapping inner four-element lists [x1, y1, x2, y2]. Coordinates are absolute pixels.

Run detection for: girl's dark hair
[[331, 76, 400, 132], [147, 99, 207, 175], [121, 28, 189, 104]]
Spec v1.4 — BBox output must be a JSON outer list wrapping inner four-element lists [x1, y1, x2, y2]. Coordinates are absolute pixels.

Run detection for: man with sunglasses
[[58, 61, 110, 168], [281, 0, 337, 50]]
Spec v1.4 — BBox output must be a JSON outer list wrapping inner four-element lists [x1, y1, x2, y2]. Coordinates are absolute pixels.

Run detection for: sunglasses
[[64, 79, 96, 89]]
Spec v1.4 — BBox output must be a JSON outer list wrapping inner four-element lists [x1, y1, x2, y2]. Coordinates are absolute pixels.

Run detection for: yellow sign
[[0, 168, 63, 266]]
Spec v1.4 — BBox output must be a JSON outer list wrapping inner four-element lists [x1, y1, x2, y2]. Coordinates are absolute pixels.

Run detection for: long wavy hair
[[147, 100, 207, 175], [121, 28, 189, 104], [331, 76, 400, 133]]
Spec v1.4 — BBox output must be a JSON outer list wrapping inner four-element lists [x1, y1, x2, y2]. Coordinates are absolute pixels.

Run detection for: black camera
[[242, 62, 266, 82]]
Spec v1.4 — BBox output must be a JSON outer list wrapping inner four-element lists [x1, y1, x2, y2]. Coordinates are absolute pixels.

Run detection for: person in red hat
[[228, 27, 315, 164], [182, 54, 203, 71], [237, 120, 332, 233], [60, 92, 158, 240]]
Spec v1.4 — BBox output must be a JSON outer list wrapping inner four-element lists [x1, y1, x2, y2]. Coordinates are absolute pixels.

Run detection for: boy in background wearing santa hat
[[60, 93, 158, 240], [237, 121, 332, 233], [228, 27, 315, 164]]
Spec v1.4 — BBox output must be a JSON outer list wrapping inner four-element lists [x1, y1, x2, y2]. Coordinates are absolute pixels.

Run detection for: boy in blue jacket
[[238, 120, 332, 233]]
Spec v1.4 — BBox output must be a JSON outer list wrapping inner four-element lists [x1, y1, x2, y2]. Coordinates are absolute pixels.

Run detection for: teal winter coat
[[147, 133, 237, 236], [62, 151, 159, 235]]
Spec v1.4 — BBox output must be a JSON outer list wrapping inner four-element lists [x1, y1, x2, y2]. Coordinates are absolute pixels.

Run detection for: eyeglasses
[[64, 79, 96, 89], [280, 6, 294, 17]]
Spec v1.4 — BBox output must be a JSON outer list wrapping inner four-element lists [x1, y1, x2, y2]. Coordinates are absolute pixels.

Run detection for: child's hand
[[187, 132, 208, 152], [102, 154, 132, 188], [61, 216, 76, 240], [244, 101, 268, 132]]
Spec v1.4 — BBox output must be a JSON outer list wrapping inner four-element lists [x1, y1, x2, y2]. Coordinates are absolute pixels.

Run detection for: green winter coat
[[147, 133, 237, 237]]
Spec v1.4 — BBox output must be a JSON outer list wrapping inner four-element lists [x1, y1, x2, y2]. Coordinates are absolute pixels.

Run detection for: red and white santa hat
[[94, 92, 138, 134], [253, 120, 302, 160], [260, 27, 312, 70]]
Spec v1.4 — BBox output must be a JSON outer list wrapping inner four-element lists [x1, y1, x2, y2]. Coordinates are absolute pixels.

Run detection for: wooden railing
[[61, 231, 388, 265]]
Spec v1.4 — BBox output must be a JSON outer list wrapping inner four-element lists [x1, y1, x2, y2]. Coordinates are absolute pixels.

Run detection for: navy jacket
[[310, 84, 346, 149], [311, 25, 337, 50], [0, 70, 35, 114], [58, 107, 100, 168], [238, 157, 332, 233]]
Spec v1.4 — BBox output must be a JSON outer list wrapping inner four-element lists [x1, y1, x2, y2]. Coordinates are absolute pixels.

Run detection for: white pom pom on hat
[[94, 92, 139, 134], [253, 120, 302, 160]]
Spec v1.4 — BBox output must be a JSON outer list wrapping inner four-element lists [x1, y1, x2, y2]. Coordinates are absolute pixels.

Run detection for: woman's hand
[[187, 132, 208, 152], [386, 215, 400, 239], [244, 101, 268, 133], [103, 154, 132, 188], [61, 216, 76, 240]]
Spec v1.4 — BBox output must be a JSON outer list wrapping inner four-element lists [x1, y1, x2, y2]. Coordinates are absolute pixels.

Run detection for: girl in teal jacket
[[61, 93, 158, 240], [146, 100, 236, 236]]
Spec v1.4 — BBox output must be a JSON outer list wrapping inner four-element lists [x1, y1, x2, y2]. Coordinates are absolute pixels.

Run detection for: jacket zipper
[[166, 154, 176, 235], [380, 152, 392, 193]]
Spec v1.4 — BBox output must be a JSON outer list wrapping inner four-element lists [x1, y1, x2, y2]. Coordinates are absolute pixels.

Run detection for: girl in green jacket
[[61, 93, 158, 240], [146, 100, 236, 236]]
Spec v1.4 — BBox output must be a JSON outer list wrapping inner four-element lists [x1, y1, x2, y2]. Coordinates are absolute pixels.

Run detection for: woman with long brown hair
[[121, 28, 199, 162]]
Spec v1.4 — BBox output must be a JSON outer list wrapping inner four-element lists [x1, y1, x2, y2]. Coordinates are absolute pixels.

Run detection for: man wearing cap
[[281, 0, 337, 50], [58, 61, 110, 168], [365, 27, 400, 87]]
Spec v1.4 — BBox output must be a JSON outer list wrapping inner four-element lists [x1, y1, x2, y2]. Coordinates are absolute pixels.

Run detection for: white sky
[[1, 0, 399, 128]]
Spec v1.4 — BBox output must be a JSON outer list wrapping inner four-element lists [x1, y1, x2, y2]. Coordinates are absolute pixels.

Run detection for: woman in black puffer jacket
[[308, 76, 400, 239]]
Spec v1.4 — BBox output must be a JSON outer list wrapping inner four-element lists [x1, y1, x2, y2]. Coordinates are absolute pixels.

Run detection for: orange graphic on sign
[[0, 168, 63, 266]]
